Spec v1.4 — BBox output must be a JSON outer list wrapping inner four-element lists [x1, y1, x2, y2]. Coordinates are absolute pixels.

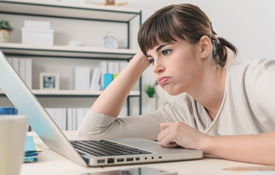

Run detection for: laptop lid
[[0, 51, 87, 167]]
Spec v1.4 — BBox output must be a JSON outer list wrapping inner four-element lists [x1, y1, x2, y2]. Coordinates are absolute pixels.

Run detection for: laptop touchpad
[[125, 141, 159, 148]]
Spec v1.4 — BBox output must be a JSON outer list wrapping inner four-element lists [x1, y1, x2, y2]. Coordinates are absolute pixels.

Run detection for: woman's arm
[[202, 131, 275, 165], [158, 122, 275, 165], [91, 50, 150, 117]]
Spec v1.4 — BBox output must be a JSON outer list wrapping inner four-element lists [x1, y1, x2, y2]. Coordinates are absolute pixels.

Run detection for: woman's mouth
[[157, 77, 169, 86]]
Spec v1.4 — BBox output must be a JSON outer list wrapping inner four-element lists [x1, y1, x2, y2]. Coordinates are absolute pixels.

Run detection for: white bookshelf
[[0, 43, 137, 59], [0, 0, 142, 115]]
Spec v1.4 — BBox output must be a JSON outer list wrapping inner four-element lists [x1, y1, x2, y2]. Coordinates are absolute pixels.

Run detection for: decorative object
[[96, 0, 128, 6], [144, 84, 156, 112], [102, 33, 118, 49], [0, 19, 13, 43], [40, 73, 60, 90]]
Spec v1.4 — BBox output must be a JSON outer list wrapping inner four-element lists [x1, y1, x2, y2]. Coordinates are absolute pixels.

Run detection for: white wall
[[2, 0, 275, 114], [127, 0, 275, 60]]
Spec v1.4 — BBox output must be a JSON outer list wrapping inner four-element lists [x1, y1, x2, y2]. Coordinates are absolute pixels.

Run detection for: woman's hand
[[157, 121, 209, 150], [132, 48, 150, 66]]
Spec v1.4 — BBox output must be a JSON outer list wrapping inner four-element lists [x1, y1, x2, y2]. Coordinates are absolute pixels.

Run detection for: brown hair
[[138, 3, 238, 67]]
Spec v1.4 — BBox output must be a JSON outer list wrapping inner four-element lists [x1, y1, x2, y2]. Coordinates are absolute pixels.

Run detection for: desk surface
[[20, 131, 270, 175]]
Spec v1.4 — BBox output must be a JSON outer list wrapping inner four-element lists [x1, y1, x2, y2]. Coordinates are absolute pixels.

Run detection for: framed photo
[[40, 73, 60, 90]]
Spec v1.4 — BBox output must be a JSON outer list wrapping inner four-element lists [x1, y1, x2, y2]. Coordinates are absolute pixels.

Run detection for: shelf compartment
[[0, 90, 140, 97], [0, 43, 137, 60], [0, 0, 141, 22]]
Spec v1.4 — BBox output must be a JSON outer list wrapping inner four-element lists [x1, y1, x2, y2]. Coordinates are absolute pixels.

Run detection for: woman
[[78, 3, 275, 165]]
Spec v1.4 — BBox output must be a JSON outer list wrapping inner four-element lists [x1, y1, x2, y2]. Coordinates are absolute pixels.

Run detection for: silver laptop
[[0, 51, 203, 167]]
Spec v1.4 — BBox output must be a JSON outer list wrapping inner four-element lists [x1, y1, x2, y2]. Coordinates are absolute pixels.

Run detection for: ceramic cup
[[0, 115, 28, 175]]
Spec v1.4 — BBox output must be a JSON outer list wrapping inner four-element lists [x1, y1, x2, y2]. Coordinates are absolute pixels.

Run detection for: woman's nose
[[152, 59, 165, 74]]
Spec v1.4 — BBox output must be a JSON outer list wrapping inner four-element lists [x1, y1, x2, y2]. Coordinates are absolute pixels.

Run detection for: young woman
[[78, 3, 275, 165]]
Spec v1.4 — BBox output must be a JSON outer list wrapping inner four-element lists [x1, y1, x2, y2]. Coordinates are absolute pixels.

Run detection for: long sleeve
[[77, 110, 164, 140], [77, 93, 200, 140]]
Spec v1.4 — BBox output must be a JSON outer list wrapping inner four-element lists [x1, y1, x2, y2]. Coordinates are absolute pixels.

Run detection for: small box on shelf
[[21, 20, 54, 46], [21, 28, 54, 46]]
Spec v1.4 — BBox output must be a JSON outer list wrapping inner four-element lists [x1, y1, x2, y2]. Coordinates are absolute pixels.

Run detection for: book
[[75, 67, 91, 90], [100, 61, 108, 90], [24, 136, 42, 163], [103, 73, 113, 89], [12, 58, 20, 74], [25, 59, 32, 89], [19, 59, 26, 83], [90, 67, 101, 91]]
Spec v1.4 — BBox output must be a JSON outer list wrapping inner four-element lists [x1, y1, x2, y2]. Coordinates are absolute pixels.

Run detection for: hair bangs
[[138, 6, 185, 55]]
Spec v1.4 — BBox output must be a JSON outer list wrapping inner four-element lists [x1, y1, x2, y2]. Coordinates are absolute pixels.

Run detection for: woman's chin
[[162, 85, 185, 96], [165, 89, 182, 96]]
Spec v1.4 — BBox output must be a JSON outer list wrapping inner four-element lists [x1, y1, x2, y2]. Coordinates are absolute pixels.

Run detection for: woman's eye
[[149, 59, 154, 65], [162, 49, 171, 56]]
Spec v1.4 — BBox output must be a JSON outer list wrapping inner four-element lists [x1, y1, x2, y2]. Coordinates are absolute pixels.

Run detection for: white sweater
[[78, 58, 275, 140]]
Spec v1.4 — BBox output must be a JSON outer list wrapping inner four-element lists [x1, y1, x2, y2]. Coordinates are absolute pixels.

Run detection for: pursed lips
[[157, 77, 169, 86]]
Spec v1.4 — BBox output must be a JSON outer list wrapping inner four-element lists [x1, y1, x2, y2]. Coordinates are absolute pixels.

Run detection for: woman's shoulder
[[228, 57, 275, 76]]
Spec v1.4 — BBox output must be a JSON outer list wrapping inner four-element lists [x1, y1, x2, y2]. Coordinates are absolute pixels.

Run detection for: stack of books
[[24, 136, 42, 163], [74, 61, 129, 91], [7, 57, 32, 89]]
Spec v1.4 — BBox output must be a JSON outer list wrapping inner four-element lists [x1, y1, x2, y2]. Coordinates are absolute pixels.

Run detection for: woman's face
[[146, 39, 203, 95]]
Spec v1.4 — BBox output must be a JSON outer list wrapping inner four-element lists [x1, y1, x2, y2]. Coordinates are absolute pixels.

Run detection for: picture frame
[[40, 72, 60, 90]]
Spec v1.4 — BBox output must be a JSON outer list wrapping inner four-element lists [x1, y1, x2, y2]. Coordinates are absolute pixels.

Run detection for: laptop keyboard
[[71, 140, 152, 157]]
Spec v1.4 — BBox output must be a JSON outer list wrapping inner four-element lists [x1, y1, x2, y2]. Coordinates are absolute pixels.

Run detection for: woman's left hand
[[157, 121, 209, 150]]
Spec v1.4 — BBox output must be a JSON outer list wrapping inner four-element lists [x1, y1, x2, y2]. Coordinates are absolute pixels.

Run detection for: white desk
[[20, 131, 271, 175]]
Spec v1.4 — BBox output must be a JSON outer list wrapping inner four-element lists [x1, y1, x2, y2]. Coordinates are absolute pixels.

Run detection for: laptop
[[0, 51, 203, 167]]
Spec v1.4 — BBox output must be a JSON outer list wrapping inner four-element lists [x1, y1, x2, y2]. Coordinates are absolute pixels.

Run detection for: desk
[[20, 131, 269, 175]]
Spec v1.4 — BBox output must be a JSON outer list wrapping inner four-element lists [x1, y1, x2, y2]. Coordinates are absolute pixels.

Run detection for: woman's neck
[[188, 66, 227, 120]]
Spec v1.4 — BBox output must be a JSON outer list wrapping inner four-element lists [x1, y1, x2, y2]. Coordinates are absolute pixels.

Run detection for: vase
[[0, 30, 10, 43], [147, 97, 156, 112]]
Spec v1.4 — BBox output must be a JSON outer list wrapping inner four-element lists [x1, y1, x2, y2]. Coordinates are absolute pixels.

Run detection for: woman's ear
[[199, 35, 212, 59]]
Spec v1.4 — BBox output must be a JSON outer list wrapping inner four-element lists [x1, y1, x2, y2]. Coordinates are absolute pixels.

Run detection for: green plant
[[0, 19, 13, 32], [144, 84, 155, 98]]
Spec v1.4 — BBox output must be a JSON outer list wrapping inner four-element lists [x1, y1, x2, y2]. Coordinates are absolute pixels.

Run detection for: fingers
[[160, 122, 173, 132], [160, 141, 178, 148], [158, 122, 179, 148]]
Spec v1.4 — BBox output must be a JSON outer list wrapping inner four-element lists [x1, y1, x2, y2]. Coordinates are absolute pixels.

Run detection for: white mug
[[0, 115, 28, 175]]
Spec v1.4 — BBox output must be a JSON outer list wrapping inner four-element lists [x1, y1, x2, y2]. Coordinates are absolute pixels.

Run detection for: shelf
[[0, 43, 137, 60], [0, 0, 142, 114], [0, 0, 141, 23], [0, 89, 140, 97]]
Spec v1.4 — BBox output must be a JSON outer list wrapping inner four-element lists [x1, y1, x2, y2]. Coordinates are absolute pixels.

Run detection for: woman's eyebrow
[[146, 44, 168, 57], [156, 44, 168, 52]]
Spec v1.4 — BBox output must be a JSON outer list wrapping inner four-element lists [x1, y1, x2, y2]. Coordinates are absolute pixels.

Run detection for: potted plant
[[144, 84, 156, 112], [0, 19, 13, 43], [144, 84, 155, 98]]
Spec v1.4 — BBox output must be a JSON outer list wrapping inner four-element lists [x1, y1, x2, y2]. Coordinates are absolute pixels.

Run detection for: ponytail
[[212, 37, 238, 68]]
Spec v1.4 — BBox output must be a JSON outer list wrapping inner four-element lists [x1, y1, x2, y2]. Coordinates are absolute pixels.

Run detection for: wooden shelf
[[0, 43, 137, 60], [0, 0, 141, 22], [0, 89, 140, 97]]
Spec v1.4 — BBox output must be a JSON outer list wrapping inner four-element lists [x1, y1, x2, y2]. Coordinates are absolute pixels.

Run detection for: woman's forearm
[[201, 132, 275, 165], [90, 51, 150, 117]]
